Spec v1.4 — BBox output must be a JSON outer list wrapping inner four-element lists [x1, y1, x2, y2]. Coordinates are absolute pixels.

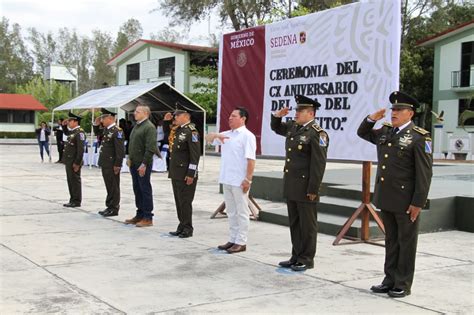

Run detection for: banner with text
[[218, 0, 401, 161]]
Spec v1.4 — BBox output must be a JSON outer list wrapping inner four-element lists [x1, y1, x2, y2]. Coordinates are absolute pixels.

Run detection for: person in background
[[53, 118, 64, 163], [35, 121, 51, 163]]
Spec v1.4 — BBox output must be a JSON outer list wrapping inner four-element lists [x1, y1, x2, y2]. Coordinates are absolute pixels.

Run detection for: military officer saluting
[[358, 91, 433, 298], [93, 108, 125, 217], [164, 108, 201, 238], [271, 95, 329, 272], [63, 112, 86, 208]]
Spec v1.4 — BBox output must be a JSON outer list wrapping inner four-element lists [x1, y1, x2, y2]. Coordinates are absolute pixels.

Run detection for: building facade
[[0, 94, 48, 135], [107, 39, 218, 94], [419, 20, 474, 160]]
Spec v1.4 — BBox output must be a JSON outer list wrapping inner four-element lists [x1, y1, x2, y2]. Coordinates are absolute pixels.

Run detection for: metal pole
[[89, 108, 94, 169], [49, 110, 55, 163], [202, 110, 206, 171]]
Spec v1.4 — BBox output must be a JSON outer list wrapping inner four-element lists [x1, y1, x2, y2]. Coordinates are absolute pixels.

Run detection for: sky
[[1, 0, 227, 46]]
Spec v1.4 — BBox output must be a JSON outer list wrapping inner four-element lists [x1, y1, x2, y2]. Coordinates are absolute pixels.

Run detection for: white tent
[[51, 82, 207, 168]]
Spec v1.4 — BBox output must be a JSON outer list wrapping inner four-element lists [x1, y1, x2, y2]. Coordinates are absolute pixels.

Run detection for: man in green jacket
[[124, 105, 157, 227], [358, 91, 433, 298]]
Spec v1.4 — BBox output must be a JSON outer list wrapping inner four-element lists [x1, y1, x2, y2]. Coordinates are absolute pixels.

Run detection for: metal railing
[[451, 69, 474, 88]]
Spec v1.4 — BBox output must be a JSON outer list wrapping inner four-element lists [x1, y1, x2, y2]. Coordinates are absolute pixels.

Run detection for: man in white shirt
[[206, 107, 256, 254]]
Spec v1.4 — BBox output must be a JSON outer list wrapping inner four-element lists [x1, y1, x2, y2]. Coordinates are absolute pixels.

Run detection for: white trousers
[[223, 184, 250, 245]]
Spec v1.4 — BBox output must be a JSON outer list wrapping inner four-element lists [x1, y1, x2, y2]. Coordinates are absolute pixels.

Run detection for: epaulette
[[117, 126, 122, 131], [382, 122, 392, 127], [311, 124, 323, 132], [187, 123, 197, 131], [413, 126, 429, 135]]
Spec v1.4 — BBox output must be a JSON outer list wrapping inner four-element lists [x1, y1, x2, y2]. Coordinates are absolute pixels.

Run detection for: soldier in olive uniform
[[93, 109, 125, 217], [357, 91, 433, 298], [164, 109, 201, 238], [271, 95, 329, 272], [63, 112, 86, 207]]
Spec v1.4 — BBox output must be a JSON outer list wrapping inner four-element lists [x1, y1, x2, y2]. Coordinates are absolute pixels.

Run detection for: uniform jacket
[[168, 122, 201, 180], [357, 118, 433, 213], [94, 125, 125, 168], [62, 127, 86, 165], [128, 119, 157, 168], [271, 115, 329, 202]]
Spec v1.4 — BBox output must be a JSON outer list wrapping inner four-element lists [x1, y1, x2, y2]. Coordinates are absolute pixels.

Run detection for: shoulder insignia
[[187, 124, 197, 131], [311, 124, 323, 133], [382, 122, 393, 127], [413, 126, 429, 135], [117, 127, 122, 131], [319, 131, 328, 147], [117, 131, 123, 139], [191, 131, 199, 143], [79, 133, 85, 141]]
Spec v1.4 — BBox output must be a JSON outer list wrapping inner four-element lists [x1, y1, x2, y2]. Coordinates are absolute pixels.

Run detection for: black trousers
[[287, 200, 318, 266], [171, 178, 198, 234], [65, 162, 81, 205], [57, 141, 64, 161], [381, 210, 420, 292], [101, 167, 120, 211]]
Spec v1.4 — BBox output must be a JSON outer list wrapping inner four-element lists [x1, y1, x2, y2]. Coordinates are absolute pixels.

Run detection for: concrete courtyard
[[0, 144, 473, 314]]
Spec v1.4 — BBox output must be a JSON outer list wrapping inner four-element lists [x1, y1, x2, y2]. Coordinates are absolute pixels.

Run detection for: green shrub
[[0, 132, 36, 139]]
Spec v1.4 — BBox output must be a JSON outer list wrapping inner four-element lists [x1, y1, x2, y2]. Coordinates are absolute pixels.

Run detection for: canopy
[[50, 82, 207, 167], [53, 81, 206, 114]]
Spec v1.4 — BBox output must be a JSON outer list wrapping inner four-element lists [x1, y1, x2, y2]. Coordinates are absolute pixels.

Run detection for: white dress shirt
[[214, 125, 257, 187]]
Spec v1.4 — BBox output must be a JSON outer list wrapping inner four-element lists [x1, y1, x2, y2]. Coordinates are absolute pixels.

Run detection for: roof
[[53, 82, 205, 114], [0, 94, 48, 111], [107, 39, 219, 66], [417, 20, 474, 47]]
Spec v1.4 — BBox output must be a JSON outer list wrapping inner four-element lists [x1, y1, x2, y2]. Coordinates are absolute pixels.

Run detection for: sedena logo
[[300, 31, 306, 44], [270, 31, 306, 48]]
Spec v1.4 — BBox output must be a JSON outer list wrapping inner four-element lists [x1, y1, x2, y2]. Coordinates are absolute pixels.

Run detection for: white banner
[[261, 0, 400, 161]]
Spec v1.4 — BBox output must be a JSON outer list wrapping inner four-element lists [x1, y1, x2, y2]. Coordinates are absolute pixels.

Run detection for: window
[[12, 110, 34, 123], [126, 63, 140, 83], [159, 57, 175, 77], [0, 110, 8, 123], [459, 99, 474, 126], [460, 42, 474, 87]]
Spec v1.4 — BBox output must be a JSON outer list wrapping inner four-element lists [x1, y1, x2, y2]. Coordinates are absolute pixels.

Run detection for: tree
[[187, 65, 218, 118], [155, 0, 356, 31], [0, 17, 34, 92], [113, 18, 143, 55], [91, 30, 115, 89], [150, 27, 186, 43], [399, 0, 474, 129]]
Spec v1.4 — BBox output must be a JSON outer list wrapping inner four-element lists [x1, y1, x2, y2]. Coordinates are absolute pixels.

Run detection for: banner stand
[[210, 195, 261, 220], [333, 161, 385, 246]]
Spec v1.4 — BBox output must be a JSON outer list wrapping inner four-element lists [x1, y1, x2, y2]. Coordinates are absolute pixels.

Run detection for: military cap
[[173, 102, 188, 116], [67, 111, 82, 122], [295, 95, 321, 110], [389, 91, 419, 110], [99, 108, 117, 118]]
